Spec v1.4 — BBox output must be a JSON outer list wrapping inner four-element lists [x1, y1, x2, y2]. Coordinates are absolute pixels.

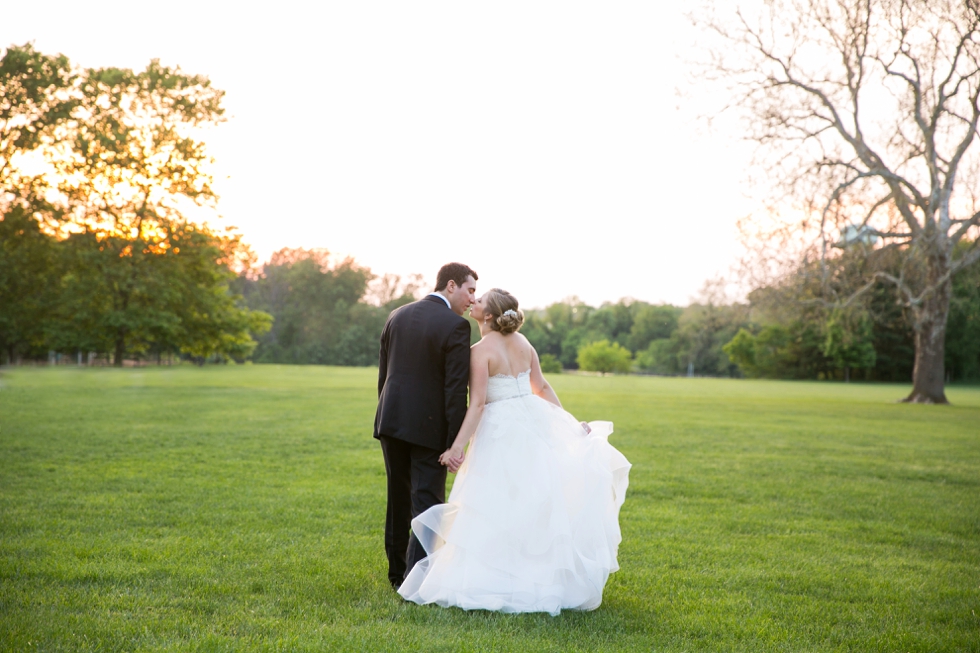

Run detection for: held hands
[[439, 445, 466, 473]]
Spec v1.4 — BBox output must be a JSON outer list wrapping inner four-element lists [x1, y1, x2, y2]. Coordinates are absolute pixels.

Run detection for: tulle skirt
[[397, 394, 631, 616]]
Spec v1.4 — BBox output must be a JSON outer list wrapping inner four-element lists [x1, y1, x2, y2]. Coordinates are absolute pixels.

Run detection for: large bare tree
[[697, 0, 980, 402]]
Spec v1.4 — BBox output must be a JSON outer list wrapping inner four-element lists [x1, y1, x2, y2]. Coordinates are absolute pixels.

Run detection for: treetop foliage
[[0, 43, 264, 365]]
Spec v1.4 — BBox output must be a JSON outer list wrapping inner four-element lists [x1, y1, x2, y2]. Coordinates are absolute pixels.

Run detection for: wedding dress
[[397, 369, 631, 616]]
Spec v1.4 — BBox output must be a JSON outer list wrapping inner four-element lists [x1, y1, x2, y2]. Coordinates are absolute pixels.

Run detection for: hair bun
[[496, 308, 524, 335], [484, 288, 524, 334]]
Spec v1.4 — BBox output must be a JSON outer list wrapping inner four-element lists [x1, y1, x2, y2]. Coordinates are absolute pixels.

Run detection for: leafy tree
[[0, 44, 75, 363], [165, 228, 271, 362], [946, 240, 980, 381], [0, 207, 59, 362], [559, 328, 592, 370], [1, 45, 270, 365], [722, 329, 759, 378], [628, 304, 681, 352], [823, 309, 877, 382], [865, 274, 915, 382], [1, 43, 75, 211], [44, 222, 269, 363], [635, 338, 677, 375], [724, 323, 818, 380], [53, 60, 234, 365], [241, 248, 409, 366], [672, 302, 749, 377], [522, 297, 593, 369], [734, 245, 919, 381], [584, 302, 634, 350], [577, 339, 632, 374]]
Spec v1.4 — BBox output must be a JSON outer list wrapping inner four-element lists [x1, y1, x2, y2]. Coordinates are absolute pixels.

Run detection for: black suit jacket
[[373, 295, 471, 450]]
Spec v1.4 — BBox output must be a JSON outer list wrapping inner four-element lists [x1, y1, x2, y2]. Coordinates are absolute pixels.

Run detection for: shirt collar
[[427, 292, 452, 309]]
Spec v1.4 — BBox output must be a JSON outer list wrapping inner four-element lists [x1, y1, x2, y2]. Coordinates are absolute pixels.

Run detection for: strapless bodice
[[486, 369, 532, 403]]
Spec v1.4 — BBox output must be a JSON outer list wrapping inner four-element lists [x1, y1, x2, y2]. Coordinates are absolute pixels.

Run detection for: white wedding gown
[[397, 370, 631, 616]]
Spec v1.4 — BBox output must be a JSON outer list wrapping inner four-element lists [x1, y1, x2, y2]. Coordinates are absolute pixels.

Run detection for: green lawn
[[1, 366, 978, 652]]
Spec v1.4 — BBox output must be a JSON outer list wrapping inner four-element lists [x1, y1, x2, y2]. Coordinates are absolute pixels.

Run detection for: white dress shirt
[[427, 292, 451, 309]]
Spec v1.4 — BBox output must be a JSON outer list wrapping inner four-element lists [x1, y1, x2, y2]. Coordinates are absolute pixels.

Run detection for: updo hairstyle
[[484, 288, 525, 335]]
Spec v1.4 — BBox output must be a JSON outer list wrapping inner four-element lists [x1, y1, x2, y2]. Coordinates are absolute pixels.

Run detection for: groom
[[373, 262, 477, 589]]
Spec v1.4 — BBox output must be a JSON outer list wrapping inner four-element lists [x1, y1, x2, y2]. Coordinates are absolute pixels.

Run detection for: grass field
[[0, 365, 978, 652]]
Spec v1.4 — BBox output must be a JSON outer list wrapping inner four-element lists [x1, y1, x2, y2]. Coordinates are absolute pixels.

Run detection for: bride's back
[[482, 331, 534, 378]]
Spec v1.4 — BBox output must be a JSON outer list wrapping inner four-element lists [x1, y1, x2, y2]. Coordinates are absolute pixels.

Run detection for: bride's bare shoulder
[[470, 333, 503, 355], [508, 332, 534, 351]]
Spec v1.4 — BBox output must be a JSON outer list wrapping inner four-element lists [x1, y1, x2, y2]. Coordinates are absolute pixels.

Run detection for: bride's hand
[[580, 421, 592, 434]]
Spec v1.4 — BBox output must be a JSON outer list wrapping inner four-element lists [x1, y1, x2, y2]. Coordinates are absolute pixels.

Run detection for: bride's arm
[[528, 344, 590, 433], [528, 347, 562, 408], [440, 346, 490, 469]]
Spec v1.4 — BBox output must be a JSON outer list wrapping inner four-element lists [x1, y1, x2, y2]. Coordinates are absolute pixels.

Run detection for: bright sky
[[3, 1, 752, 308]]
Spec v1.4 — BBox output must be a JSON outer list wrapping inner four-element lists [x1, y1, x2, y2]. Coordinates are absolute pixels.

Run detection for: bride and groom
[[373, 262, 631, 616]]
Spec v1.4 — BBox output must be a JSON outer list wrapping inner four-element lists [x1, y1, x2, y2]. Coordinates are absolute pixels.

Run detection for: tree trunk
[[844, 366, 850, 383], [113, 330, 125, 368], [904, 256, 951, 404]]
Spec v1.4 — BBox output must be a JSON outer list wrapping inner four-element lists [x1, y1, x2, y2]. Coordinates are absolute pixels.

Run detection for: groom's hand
[[438, 446, 465, 473], [447, 452, 465, 474]]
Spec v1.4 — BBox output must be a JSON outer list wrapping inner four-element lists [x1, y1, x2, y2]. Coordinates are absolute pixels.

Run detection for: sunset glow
[[2, 1, 753, 307]]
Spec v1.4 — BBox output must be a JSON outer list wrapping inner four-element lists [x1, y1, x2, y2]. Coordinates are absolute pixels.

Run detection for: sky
[[2, 1, 753, 308]]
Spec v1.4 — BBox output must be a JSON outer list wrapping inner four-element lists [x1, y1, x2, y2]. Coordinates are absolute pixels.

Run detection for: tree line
[[522, 266, 979, 382], [4, 40, 978, 385], [722, 240, 980, 384], [231, 250, 421, 367], [6, 201, 979, 381]]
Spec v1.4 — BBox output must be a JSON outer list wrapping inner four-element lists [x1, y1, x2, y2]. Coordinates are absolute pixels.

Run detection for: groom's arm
[[443, 319, 471, 449]]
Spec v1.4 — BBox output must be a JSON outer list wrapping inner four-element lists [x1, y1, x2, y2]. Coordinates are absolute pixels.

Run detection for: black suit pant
[[379, 435, 446, 586]]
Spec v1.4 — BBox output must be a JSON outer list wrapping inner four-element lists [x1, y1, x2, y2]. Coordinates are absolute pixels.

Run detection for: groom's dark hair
[[435, 263, 478, 292]]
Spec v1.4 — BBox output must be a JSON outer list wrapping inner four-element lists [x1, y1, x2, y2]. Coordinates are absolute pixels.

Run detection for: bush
[[539, 353, 562, 374], [577, 339, 632, 374]]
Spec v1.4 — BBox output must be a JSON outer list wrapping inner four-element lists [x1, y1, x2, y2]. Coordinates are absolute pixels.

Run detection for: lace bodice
[[486, 369, 532, 403]]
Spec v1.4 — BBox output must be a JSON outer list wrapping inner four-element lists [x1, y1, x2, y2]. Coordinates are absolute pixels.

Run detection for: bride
[[397, 288, 631, 616]]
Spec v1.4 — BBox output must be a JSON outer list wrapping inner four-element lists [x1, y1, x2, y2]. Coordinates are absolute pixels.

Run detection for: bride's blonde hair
[[484, 288, 524, 335]]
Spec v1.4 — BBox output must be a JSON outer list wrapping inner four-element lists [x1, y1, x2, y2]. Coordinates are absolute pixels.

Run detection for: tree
[[698, 0, 980, 402], [946, 238, 980, 379], [628, 304, 682, 352], [823, 308, 878, 381], [0, 45, 75, 363], [722, 328, 759, 377], [366, 272, 424, 308], [1, 44, 270, 365], [1, 43, 75, 212], [0, 206, 58, 362], [635, 338, 677, 375], [672, 301, 749, 377], [241, 248, 382, 365], [722, 326, 800, 379], [56, 60, 233, 365], [522, 297, 594, 369], [577, 339, 633, 374]]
